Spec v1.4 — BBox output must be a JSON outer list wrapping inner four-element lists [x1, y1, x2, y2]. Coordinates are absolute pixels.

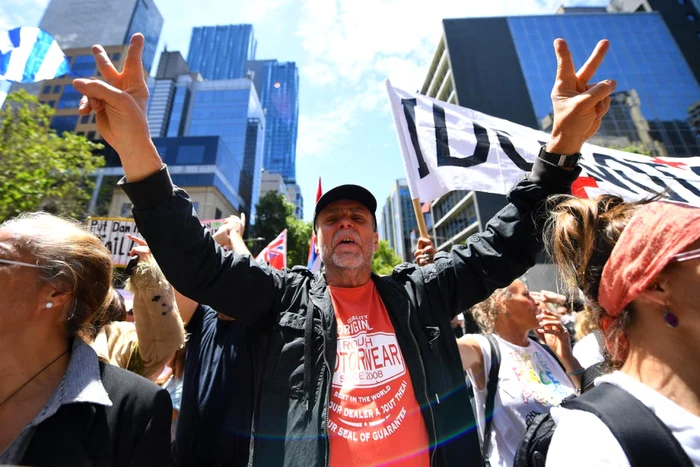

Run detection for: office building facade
[[102, 136, 244, 220], [183, 79, 265, 223], [507, 11, 700, 157], [38, 45, 128, 138], [246, 60, 300, 183], [378, 179, 418, 263], [285, 183, 304, 219], [187, 25, 257, 80], [38, 0, 163, 72], [609, 0, 700, 85]]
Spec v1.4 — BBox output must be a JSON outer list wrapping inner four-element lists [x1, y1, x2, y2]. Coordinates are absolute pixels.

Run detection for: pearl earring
[[46, 301, 53, 309]]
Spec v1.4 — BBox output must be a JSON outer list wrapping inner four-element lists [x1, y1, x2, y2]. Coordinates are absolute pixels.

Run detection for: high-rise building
[[146, 52, 202, 139], [689, 100, 700, 140], [378, 179, 418, 263], [102, 135, 245, 220], [27, 0, 163, 136], [421, 7, 700, 290], [285, 183, 304, 220], [260, 172, 289, 200], [609, 0, 700, 84], [246, 60, 300, 183], [184, 79, 265, 224], [38, 0, 163, 72], [187, 25, 257, 80], [37, 44, 129, 139]]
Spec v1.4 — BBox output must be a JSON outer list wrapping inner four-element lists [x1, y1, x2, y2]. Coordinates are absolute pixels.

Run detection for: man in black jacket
[[73, 33, 615, 466]]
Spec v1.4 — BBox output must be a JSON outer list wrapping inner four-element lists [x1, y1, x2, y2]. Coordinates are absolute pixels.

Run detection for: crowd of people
[[0, 30, 698, 467]]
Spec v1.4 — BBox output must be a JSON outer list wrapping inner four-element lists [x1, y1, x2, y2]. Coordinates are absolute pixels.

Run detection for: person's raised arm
[[125, 235, 186, 381], [72, 35, 283, 325], [423, 39, 616, 317]]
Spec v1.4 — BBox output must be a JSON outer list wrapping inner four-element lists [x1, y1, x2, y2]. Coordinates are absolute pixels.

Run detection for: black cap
[[313, 184, 377, 231]]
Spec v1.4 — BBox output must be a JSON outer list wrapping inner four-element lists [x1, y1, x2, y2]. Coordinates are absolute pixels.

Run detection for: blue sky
[[1, 0, 607, 222]]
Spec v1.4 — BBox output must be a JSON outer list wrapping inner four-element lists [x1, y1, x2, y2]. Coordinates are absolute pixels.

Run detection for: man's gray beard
[[322, 245, 372, 270]]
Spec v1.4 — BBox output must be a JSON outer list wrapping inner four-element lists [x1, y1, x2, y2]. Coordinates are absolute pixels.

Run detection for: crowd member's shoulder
[[99, 360, 171, 409], [546, 406, 628, 466]]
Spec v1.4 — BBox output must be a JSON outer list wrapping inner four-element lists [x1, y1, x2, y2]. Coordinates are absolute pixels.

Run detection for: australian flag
[[0, 27, 70, 83], [256, 229, 287, 270]]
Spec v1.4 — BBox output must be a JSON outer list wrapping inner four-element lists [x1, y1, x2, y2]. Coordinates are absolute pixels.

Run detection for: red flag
[[307, 178, 323, 272], [256, 229, 287, 270]]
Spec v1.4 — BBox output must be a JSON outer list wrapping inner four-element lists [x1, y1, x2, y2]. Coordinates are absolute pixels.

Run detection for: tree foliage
[[372, 240, 403, 276], [0, 89, 104, 222], [253, 191, 313, 267]]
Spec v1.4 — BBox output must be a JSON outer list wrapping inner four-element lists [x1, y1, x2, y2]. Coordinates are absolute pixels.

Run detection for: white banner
[[86, 217, 141, 267], [87, 217, 227, 266], [385, 80, 700, 206]]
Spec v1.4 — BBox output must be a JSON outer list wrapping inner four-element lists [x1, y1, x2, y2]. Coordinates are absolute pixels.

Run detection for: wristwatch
[[537, 145, 581, 169]]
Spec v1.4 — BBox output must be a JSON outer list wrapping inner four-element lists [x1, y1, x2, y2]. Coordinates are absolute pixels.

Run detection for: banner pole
[[411, 198, 431, 240]]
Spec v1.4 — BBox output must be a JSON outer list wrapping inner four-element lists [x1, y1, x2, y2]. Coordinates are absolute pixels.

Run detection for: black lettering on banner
[[400, 99, 532, 178], [495, 130, 534, 172], [401, 98, 430, 179], [434, 103, 490, 168], [592, 153, 688, 203]]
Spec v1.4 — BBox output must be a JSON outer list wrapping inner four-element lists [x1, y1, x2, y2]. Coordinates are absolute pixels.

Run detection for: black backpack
[[514, 382, 693, 467]]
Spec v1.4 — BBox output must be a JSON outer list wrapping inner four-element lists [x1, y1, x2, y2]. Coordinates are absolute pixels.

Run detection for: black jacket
[[121, 158, 579, 467], [21, 361, 172, 467]]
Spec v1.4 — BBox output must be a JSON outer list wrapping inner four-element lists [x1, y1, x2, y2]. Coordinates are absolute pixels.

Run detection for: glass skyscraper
[[187, 25, 257, 80], [509, 12, 700, 157], [38, 0, 163, 72], [247, 60, 300, 183], [185, 80, 266, 223], [378, 179, 418, 262]]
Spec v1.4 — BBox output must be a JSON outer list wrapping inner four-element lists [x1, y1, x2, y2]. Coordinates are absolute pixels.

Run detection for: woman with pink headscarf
[[542, 195, 700, 466]]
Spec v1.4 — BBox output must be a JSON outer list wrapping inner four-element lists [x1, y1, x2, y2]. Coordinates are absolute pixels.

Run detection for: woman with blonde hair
[[543, 195, 700, 465], [457, 279, 582, 466], [0, 212, 171, 465]]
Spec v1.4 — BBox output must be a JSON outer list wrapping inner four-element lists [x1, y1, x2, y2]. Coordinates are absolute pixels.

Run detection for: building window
[[57, 84, 83, 109], [80, 115, 90, 124], [176, 144, 206, 164], [87, 131, 96, 140], [47, 100, 55, 107], [53, 85, 61, 94], [215, 208, 222, 219], [50, 115, 79, 135], [72, 54, 97, 77], [42, 85, 51, 94], [112, 53, 121, 61]]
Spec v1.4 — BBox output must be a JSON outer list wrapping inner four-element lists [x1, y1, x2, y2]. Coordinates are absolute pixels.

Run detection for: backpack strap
[[580, 361, 606, 393], [563, 383, 693, 467], [481, 334, 502, 465]]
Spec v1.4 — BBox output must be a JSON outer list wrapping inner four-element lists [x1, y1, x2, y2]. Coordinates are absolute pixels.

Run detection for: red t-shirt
[[328, 281, 430, 466]]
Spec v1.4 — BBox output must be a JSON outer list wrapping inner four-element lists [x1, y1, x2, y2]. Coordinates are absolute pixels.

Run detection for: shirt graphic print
[[328, 281, 429, 466]]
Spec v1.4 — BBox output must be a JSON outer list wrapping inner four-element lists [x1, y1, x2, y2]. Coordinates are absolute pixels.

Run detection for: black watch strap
[[538, 145, 581, 168]]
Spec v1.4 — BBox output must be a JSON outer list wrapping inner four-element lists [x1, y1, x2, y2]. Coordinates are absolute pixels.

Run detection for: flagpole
[[411, 198, 430, 240]]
